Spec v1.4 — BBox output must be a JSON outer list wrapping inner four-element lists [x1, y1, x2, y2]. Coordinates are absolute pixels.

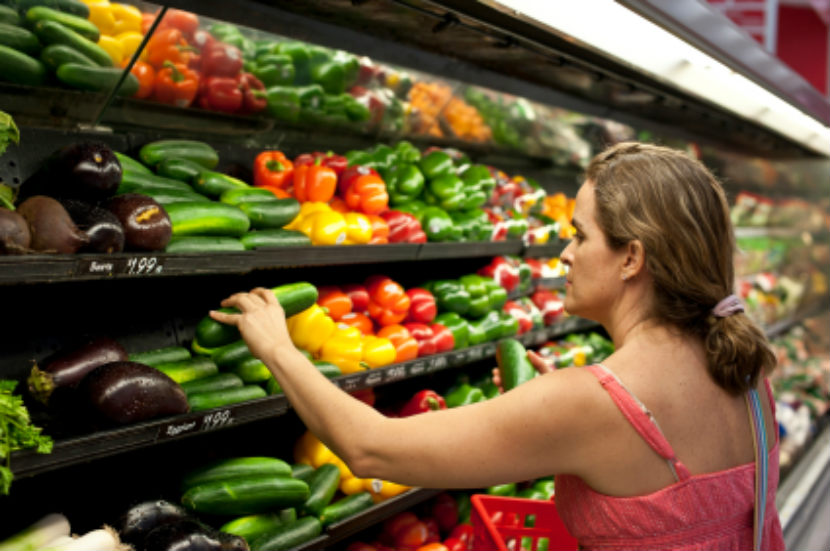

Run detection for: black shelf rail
[[0, 242, 565, 285], [9, 317, 597, 479]]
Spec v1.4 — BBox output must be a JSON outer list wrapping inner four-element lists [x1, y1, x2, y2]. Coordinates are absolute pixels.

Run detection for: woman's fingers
[[527, 350, 555, 375]]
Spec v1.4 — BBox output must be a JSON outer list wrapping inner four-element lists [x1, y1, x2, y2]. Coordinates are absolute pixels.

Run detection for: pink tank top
[[555, 364, 785, 550]]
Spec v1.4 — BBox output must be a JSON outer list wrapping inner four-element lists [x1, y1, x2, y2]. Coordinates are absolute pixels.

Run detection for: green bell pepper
[[332, 50, 359, 88], [459, 274, 490, 319], [483, 279, 508, 310], [295, 84, 325, 110], [341, 94, 370, 122], [426, 175, 465, 211], [445, 382, 485, 408], [434, 312, 470, 349], [498, 311, 520, 338], [367, 144, 397, 172], [311, 60, 346, 95], [253, 40, 281, 59], [421, 206, 462, 241], [253, 54, 295, 87], [394, 140, 421, 163], [264, 85, 301, 122], [419, 150, 455, 180], [318, 94, 351, 126], [383, 163, 425, 205], [469, 310, 503, 343], [277, 41, 312, 84], [532, 478, 556, 500], [487, 482, 517, 497], [459, 164, 495, 210], [451, 209, 493, 242], [425, 279, 471, 316], [466, 320, 487, 346]]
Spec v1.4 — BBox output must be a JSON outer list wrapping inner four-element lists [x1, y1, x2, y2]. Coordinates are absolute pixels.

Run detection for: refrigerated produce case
[[1, 1, 828, 549]]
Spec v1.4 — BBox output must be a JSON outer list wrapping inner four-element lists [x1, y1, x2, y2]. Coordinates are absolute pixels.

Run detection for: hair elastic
[[712, 294, 744, 318]]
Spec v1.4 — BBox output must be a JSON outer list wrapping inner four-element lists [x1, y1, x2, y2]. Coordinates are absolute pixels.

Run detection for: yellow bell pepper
[[343, 212, 372, 245], [340, 475, 367, 495], [319, 326, 364, 374], [110, 2, 142, 35], [293, 430, 336, 467], [298, 210, 348, 246], [364, 478, 410, 503], [286, 304, 336, 356], [326, 455, 354, 481], [361, 335, 396, 369], [97, 34, 124, 65], [84, 0, 117, 36], [116, 31, 144, 60], [284, 201, 331, 230]]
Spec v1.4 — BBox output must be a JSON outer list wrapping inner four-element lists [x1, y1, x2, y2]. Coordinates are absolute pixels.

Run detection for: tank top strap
[[585, 364, 692, 482]]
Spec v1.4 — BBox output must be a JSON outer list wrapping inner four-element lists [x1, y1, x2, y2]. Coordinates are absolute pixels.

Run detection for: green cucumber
[[319, 492, 374, 527], [495, 338, 536, 391], [56, 62, 138, 96], [153, 356, 218, 384], [156, 157, 204, 183], [182, 475, 309, 515], [220, 513, 288, 545], [117, 171, 196, 195], [39, 43, 95, 70], [231, 357, 272, 384], [312, 360, 342, 379], [301, 463, 340, 516], [114, 151, 152, 175], [0, 5, 20, 25], [195, 282, 318, 348], [220, 187, 283, 205], [265, 376, 282, 396], [0, 22, 41, 55], [250, 517, 322, 551], [128, 345, 191, 367], [237, 198, 300, 229], [193, 170, 250, 197], [290, 463, 314, 483], [182, 456, 292, 491], [210, 339, 253, 369], [165, 236, 245, 253], [26, 6, 99, 42], [165, 201, 251, 237], [32, 20, 111, 66], [180, 372, 244, 396], [136, 189, 210, 205], [240, 229, 311, 250], [187, 384, 267, 412], [191, 338, 218, 357], [17, 0, 89, 18], [0, 44, 45, 85], [139, 140, 219, 169]]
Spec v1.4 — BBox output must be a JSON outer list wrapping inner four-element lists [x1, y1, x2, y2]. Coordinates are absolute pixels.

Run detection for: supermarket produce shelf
[[0, 241, 565, 285], [10, 317, 598, 479]]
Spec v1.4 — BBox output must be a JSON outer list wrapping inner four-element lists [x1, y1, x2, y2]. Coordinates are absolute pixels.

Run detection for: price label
[[467, 347, 484, 362], [201, 409, 234, 431], [482, 343, 497, 356], [408, 361, 427, 377], [450, 350, 468, 365], [339, 376, 362, 391], [428, 355, 448, 372], [364, 372, 382, 386], [76, 256, 165, 277], [156, 408, 234, 440], [383, 365, 407, 383], [125, 256, 164, 275]]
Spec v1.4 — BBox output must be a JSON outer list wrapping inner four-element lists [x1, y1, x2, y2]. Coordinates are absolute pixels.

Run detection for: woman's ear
[[621, 239, 646, 280]]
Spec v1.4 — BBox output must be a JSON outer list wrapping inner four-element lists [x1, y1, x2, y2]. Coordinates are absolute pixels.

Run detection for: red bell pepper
[[531, 289, 565, 325], [295, 151, 349, 176], [447, 525, 473, 548], [343, 283, 369, 313], [382, 513, 428, 550], [349, 388, 376, 407], [189, 29, 215, 54], [423, 518, 441, 544], [381, 210, 427, 244], [197, 75, 243, 113], [200, 41, 243, 77], [368, 214, 389, 245], [238, 72, 267, 114], [293, 161, 337, 203], [343, 169, 389, 215], [156, 8, 199, 37], [399, 389, 446, 417], [152, 61, 199, 107], [503, 300, 533, 334], [254, 151, 294, 189], [329, 196, 349, 213], [430, 492, 459, 533], [404, 288, 436, 324], [478, 256, 520, 292], [376, 324, 418, 363], [317, 285, 352, 321], [524, 257, 544, 281], [430, 323, 454, 353], [366, 275, 410, 326], [338, 312, 374, 335], [403, 322, 436, 357]]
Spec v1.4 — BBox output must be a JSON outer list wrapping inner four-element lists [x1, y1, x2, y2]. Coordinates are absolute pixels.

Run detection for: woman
[[211, 142, 785, 550]]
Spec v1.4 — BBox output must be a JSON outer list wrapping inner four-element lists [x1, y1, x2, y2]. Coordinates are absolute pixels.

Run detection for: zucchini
[[181, 475, 309, 515], [17, 0, 89, 18], [290, 463, 314, 483], [220, 513, 287, 545], [0, 22, 41, 55], [40, 43, 94, 70], [165, 236, 245, 253], [117, 171, 195, 195], [0, 5, 20, 25], [180, 372, 244, 396], [0, 44, 45, 85], [139, 140, 219, 169], [195, 282, 318, 348], [128, 345, 191, 367], [220, 187, 283, 205], [32, 20, 112, 66], [237, 198, 300, 229], [319, 492, 374, 527], [241, 229, 311, 250], [250, 517, 322, 551], [164, 201, 251, 237], [55, 62, 139, 96], [231, 357, 272, 384], [182, 456, 292, 491], [301, 463, 340, 516], [114, 151, 152, 175], [136, 189, 210, 206], [210, 339, 253, 369], [193, 170, 250, 197], [26, 6, 99, 42], [156, 157, 204, 183], [187, 384, 267, 412], [495, 338, 536, 391], [153, 356, 218, 384]]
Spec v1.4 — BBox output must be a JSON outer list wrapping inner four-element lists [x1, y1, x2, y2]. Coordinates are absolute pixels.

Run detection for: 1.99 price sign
[[76, 256, 166, 277]]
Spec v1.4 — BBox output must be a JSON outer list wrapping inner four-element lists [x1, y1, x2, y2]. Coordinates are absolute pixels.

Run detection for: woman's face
[[560, 182, 628, 321]]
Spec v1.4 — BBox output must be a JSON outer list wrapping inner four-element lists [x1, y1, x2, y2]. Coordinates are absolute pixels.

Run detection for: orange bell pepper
[[368, 214, 389, 244], [257, 184, 291, 199], [329, 196, 349, 214], [124, 59, 154, 99], [254, 151, 294, 189], [293, 161, 337, 203], [145, 27, 194, 68], [377, 324, 419, 363], [152, 61, 199, 107], [366, 275, 410, 326], [317, 285, 352, 321], [343, 170, 389, 215], [156, 8, 199, 37]]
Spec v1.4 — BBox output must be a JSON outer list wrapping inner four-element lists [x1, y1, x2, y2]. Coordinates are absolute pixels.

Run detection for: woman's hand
[[491, 350, 555, 392], [209, 287, 294, 361]]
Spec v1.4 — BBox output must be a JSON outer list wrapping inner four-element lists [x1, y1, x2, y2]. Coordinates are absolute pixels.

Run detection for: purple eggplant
[[80, 361, 189, 424], [106, 194, 171, 251], [61, 198, 125, 254], [22, 141, 122, 202], [141, 519, 248, 551], [117, 500, 191, 548], [27, 336, 127, 405]]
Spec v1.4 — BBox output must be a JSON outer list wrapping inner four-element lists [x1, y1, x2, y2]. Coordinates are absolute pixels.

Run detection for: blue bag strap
[[745, 387, 768, 551]]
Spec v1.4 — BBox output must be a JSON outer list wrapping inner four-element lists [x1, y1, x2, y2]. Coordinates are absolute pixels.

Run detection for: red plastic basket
[[470, 494, 578, 551]]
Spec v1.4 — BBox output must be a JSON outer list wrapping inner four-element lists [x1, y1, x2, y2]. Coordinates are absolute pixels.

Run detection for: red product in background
[[155, 8, 199, 37], [431, 492, 460, 533], [349, 387, 376, 407], [296, 151, 349, 176], [197, 75, 243, 112], [317, 285, 353, 321], [478, 256, 520, 292], [368, 214, 390, 244], [200, 41, 243, 77], [399, 389, 447, 417], [343, 283, 370, 313], [503, 300, 533, 334], [381, 210, 427, 243], [381, 512, 429, 551], [238, 72, 267, 114], [404, 288, 437, 324], [430, 323, 454, 353], [523, 257, 544, 281], [366, 275, 410, 326], [403, 322, 436, 357], [531, 288, 565, 324]]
